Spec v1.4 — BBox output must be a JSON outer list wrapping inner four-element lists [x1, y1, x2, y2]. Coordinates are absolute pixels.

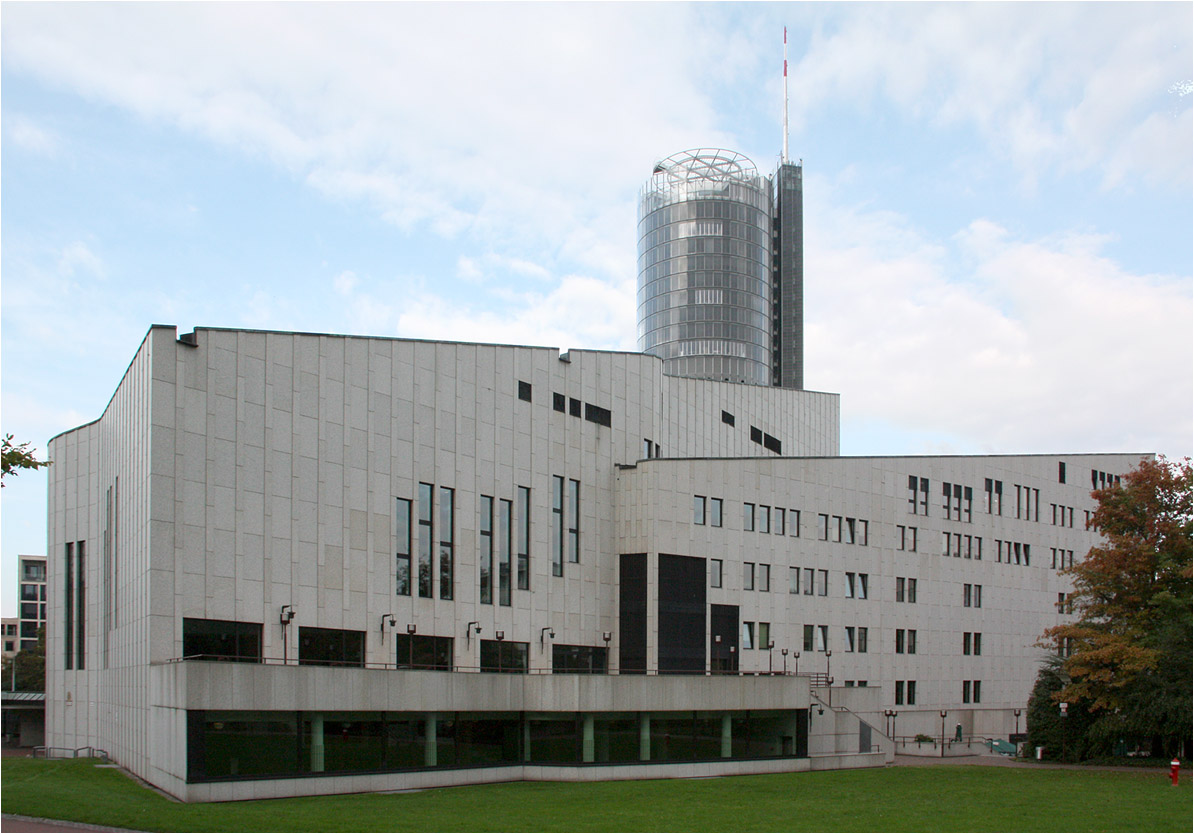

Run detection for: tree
[[1039, 456, 1192, 757], [1, 627, 46, 692], [1025, 659, 1097, 762], [1, 434, 50, 486]]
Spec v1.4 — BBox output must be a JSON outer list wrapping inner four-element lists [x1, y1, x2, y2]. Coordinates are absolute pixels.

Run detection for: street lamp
[[496, 630, 505, 674], [1059, 702, 1068, 762], [781, 647, 789, 675], [767, 640, 776, 674], [1013, 708, 1022, 737], [540, 626, 555, 648], [380, 614, 396, 636], [940, 710, 948, 758], [793, 651, 800, 677], [825, 649, 833, 707], [465, 621, 481, 645], [279, 605, 296, 664]]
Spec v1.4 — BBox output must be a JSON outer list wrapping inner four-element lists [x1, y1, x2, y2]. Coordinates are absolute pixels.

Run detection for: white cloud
[[56, 240, 105, 279], [5, 113, 62, 156], [332, 270, 358, 296]]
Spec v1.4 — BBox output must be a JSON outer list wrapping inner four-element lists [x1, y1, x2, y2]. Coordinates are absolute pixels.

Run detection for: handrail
[[32, 745, 110, 762]]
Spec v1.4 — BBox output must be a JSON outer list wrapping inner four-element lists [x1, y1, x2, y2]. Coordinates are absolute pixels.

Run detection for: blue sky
[[2, 2, 1191, 616]]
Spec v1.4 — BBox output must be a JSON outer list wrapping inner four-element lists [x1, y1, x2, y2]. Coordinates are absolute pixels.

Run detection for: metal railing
[[33, 745, 110, 762]]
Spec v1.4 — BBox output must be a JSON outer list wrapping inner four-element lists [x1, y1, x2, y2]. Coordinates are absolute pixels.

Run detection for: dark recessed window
[[763, 433, 782, 454], [480, 639, 529, 673], [552, 644, 608, 674], [183, 618, 263, 663], [298, 626, 365, 667], [721, 410, 735, 426], [553, 392, 566, 413], [569, 397, 581, 417], [584, 403, 611, 427], [395, 634, 454, 670], [750, 426, 763, 444], [517, 381, 532, 402]]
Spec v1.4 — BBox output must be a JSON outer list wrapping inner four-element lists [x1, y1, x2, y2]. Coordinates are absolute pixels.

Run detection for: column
[[310, 713, 325, 772], [424, 713, 437, 767]]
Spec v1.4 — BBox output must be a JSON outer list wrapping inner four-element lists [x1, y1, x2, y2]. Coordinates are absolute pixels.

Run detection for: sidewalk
[[894, 752, 1187, 774]]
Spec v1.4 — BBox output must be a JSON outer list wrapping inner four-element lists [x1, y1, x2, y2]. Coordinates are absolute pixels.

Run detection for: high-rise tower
[[636, 150, 804, 389]]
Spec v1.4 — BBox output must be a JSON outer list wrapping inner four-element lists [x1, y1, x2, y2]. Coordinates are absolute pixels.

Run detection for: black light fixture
[[540, 626, 555, 647], [406, 623, 417, 635], [279, 604, 296, 665], [496, 630, 505, 641], [602, 631, 612, 645], [280, 604, 296, 625], [466, 621, 480, 644], [380, 614, 396, 633]]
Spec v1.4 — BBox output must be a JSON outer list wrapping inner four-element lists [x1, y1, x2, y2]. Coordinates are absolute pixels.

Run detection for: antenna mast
[[782, 26, 789, 164]]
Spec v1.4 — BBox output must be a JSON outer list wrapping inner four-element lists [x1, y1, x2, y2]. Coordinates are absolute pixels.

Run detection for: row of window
[[896, 525, 918, 551], [1050, 503, 1076, 528], [787, 566, 828, 596], [1091, 469, 1120, 490], [962, 680, 983, 703], [478, 489, 531, 605], [962, 632, 983, 655], [895, 577, 919, 603], [941, 482, 974, 522], [748, 425, 782, 454], [740, 621, 771, 650], [63, 541, 85, 670], [545, 387, 612, 428], [994, 540, 1030, 566], [894, 680, 917, 705], [962, 583, 983, 608], [942, 532, 982, 559], [693, 495, 725, 526], [895, 629, 917, 654], [745, 503, 800, 535], [19, 584, 46, 602], [394, 485, 455, 600], [742, 562, 771, 591], [816, 513, 869, 545]]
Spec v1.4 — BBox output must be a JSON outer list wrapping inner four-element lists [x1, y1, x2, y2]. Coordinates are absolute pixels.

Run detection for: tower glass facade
[[637, 149, 774, 385]]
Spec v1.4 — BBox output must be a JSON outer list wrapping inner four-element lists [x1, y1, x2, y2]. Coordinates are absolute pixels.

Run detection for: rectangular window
[[973, 681, 981, 703], [584, 402, 611, 427], [1059, 461, 1066, 483], [907, 680, 917, 705], [817, 625, 829, 652], [498, 498, 512, 606], [182, 618, 263, 663], [942, 482, 952, 518], [439, 487, 455, 600], [789, 566, 800, 594], [395, 634, 453, 670], [963, 632, 972, 655], [64, 542, 74, 669], [758, 505, 770, 534], [567, 479, 580, 563], [943, 531, 951, 557], [758, 563, 770, 592], [895, 681, 904, 705], [775, 508, 785, 535], [963, 680, 971, 703], [750, 426, 763, 444], [858, 574, 868, 600], [396, 498, 412, 596], [694, 495, 707, 525], [964, 486, 973, 522], [75, 541, 85, 669], [742, 621, 754, 650], [974, 537, 982, 561], [908, 526, 918, 552], [898, 524, 907, 550], [299, 626, 365, 667], [710, 498, 723, 527], [480, 639, 529, 673], [845, 626, 856, 652], [517, 380, 532, 402], [908, 630, 917, 654], [907, 578, 917, 604], [803, 624, 814, 652], [964, 584, 972, 607], [908, 475, 918, 514], [974, 584, 982, 608], [994, 480, 1002, 515], [817, 569, 828, 596], [832, 515, 843, 543], [845, 571, 855, 598], [744, 503, 755, 531], [790, 509, 800, 536], [479, 495, 493, 605], [553, 392, 566, 412], [895, 577, 905, 602], [711, 559, 723, 588], [569, 397, 581, 417], [858, 520, 868, 546], [845, 517, 856, 544], [818, 513, 829, 540], [743, 562, 755, 591], [803, 568, 814, 596], [551, 475, 564, 576], [758, 622, 771, 650], [1023, 544, 1031, 567], [858, 627, 868, 654], [973, 633, 982, 656], [552, 643, 608, 674], [517, 486, 530, 591], [896, 628, 905, 653], [418, 483, 434, 598], [721, 410, 735, 426]]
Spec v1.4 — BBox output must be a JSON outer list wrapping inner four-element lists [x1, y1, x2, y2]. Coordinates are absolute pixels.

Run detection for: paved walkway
[[894, 752, 1186, 774], [0, 816, 137, 833]]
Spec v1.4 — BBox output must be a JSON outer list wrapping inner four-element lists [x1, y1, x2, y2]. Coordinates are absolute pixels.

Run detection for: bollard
[[1170, 758, 1180, 787]]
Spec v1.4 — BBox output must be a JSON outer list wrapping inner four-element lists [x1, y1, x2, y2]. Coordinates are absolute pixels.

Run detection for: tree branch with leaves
[[1, 434, 51, 486]]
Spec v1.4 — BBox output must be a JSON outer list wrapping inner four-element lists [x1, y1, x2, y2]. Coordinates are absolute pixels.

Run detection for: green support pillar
[[721, 713, 732, 758], [424, 713, 438, 767], [582, 714, 595, 763], [310, 713, 325, 772], [639, 713, 651, 761]]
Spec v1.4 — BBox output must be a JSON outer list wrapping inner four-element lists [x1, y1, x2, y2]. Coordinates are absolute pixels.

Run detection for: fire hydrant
[[1170, 758, 1181, 787]]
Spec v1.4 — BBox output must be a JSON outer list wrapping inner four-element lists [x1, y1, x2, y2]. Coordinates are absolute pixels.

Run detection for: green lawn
[[2, 758, 1190, 832]]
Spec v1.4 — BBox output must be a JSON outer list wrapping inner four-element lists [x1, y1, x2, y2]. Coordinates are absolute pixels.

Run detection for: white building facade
[[45, 325, 1144, 800]]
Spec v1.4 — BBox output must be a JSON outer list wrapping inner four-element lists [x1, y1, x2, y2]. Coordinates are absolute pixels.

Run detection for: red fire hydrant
[[1170, 758, 1181, 787]]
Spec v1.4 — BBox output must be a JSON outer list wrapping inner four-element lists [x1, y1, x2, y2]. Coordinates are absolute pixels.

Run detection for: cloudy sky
[[2, 2, 1191, 614]]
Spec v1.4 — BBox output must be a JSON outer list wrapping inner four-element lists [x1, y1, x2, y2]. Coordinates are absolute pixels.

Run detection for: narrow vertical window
[[858, 627, 868, 653], [907, 681, 917, 704], [694, 495, 707, 525], [858, 573, 868, 600], [845, 572, 855, 598], [963, 632, 972, 655], [567, 479, 580, 563], [896, 629, 905, 653], [789, 566, 800, 594], [743, 503, 755, 531], [64, 542, 74, 669], [789, 509, 800, 536], [759, 564, 770, 592], [418, 483, 434, 598], [896, 577, 905, 602], [516, 486, 530, 591], [710, 498, 723, 527], [817, 513, 829, 540], [75, 541, 85, 669], [711, 559, 723, 588], [479, 496, 493, 605], [758, 505, 770, 534], [895, 680, 904, 705], [908, 630, 917, 654], [845, 626, 856, 652], [743, 562, 755, 591], [804, 568, 814, 596], [817, 570, 828, 596], [551, 475, 564, 576], [817, 624, 829, 651], [907, 578, 917, 603], [974, 584, 982, 608], [964, 583, 972, 607], [775, 508, 785, 535], [499, 498, 512, 606], [803, 624, 814, 651], [439, 487, 455, 600], [396, 498, 412, 595]]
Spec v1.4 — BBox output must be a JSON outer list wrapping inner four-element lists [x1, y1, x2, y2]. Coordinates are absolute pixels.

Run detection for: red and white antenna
[[782, 26, 789, 164]]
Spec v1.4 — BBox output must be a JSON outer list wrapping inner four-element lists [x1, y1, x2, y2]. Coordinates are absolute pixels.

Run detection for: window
[[21, 584, 38, 601], [973, 681, 982, 703], [183, 618, 262, 663], [845, 517, 856, 544], [517, 486, 530, 591], [1059, 461, 1066, 483], [845, 626, 855, 652], [763, 433, 782, 454], [789, 509, 800, 536], [759, 564, 770, 592], [974, 584, 982, 608], [553, 392, 566, 412], [817, 569, 828, 596], [711, 559, 723, 588], [789, 566, 800, 594], [750, 426, 763, 444], [758, 505, 770, 534], [775, 508, 785, 535], [963, 487, 973, 522], [803, 568, 814, 596], [742, 622, 755, 650], [817, 513, 829, 540], [832, 515, 842, 542], [943, 531, 952, 557], [743, 562, 755, 590], [907, 630, 917, 654], [551, 476, 564, 576], [758, 622, 771, 649], [721, 410, 735, 426], [858, 519, 868, 546], [694, 495, 707, 525], [64, 543, 73, 669], [895, 681, 905, 705], [817, 625, 829, 652], [845, 572, 855, 598], [744, 503, 755, 531], [803, 624, 814, 652], [895, 577, 905, 602], [858, 627, 868, 653], [498, 498, 512, 606], [710, 498, 723, 527], [907, 681, 917, 704], [395, 498, 412, 596], [963, 680, 971, 703], [517, 380, 532, 402], [963, 632, 972, 655], [907, 578, 918, 603], [395, 634, 453, 670], [858, 574, 868, 600], [480, 639, 529, 673], [896, 629, 906, 654], [569, 397, 581, 417], [964, 584, 973, 607], [479, 495, 494, 605], [439, 486, 455, 600], [973, 633, 982, 655], [552, 644, 608, 674], [567, 479, 580, 563], [418, 483, 434, 598], [299, 627, 365, 667], [584, 402, 611, 427]]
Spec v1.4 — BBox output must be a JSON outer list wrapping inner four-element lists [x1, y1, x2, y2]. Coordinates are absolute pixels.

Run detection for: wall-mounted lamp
[[496, 630, 505, 641], [381, 614, 397, 633], [540, 626, 555, 647], [602, 631, 612, 645], [780, 647, 789, 675], [280, 604, 296, 625], [406, 623, 417, 635], [466, 621, 480, 644], [714, 634, 722, 644]]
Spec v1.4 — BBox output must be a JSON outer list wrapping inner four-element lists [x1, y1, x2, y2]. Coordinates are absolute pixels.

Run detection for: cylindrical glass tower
[[637, 149, 774, 385]]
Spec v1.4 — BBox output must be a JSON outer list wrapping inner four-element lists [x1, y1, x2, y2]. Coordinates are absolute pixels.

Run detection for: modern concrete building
[[638, 149, 804, 389], [16, 555, 47, 653], [43, 323, 1145, 800], [2, 618, 18, 660]]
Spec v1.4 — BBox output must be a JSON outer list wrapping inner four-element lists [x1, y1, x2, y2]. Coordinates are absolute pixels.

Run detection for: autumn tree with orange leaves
[[1038, 456, 1192, 758]]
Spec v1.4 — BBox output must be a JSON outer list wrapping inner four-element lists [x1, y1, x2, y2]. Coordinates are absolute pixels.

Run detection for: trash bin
[[1035, 746, 1044, 760]]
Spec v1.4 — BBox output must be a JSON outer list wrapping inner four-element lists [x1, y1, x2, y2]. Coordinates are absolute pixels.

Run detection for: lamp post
[[767, 640, 775, 674], [602, 631, 612, 674], [280, 605, 296, 664], [825, 649, 832, 707], [793, 651, 800, 677], [781, 647, 789, 675], [940, 710, 948, 758], [540, 626, 555, 648], [1059, 702, 1068, 762], [1013, 708, 1022, 737], [405, 624, 416, 668], [380, 614, 396, 638], [496, 630, 505, 674], [729, 645, 736, 674], [465, 621, 480, 645]]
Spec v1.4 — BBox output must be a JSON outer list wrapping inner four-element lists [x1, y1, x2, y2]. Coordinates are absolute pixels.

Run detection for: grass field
[[2, 757, 1190, 832]]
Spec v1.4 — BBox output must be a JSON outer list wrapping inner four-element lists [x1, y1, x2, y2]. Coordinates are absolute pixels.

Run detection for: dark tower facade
[[637, 149, 804, 389]]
